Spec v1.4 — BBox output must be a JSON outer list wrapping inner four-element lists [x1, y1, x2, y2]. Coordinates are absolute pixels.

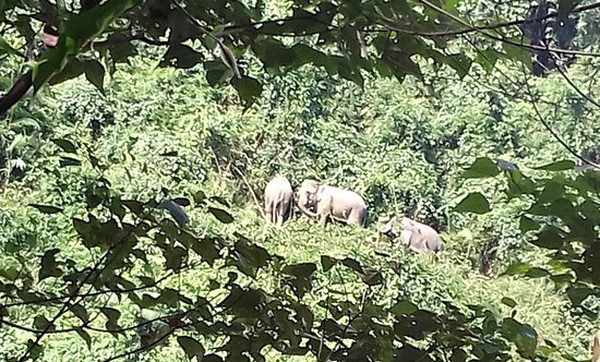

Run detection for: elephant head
[[296, 179, 321, 217], [380, 215, 442, 253]]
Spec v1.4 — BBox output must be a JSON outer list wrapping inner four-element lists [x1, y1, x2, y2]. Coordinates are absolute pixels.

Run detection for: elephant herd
[[263, 175, 443, 253]]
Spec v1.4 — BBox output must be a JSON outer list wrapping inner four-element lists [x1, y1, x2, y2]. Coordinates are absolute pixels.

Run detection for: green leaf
[[217, 40, 240, 78], [515, 323, 538, 357], [178, 336, 205, 361], [159, 44, 203, 69], [566, 286, 593, 306], [359, 267, 384, 286], [525, 267, 549, 278], [454, 192, 491, 214], [51, 138, 77, 153], [33, 315, 54, 331], [34, 0, 139, 91], [105, 33, 137, 62], [447, 53, 472, 79], [231, 76, 263, 107], [531, 227, 565, 250], [390, 300, 418, 316], [502, 262, 530, 276], [519, 216, 540, 233], [39, 248, 63, 280], [100, 307, 121, 332], [208, 207, 234, 224], [29, 204, 63, 214], [192, 238, 220, 267], [321, 255, 339, 271], [193, 191, 206, 204], [83, 59, 106, 94], [462, 157, 500, 178], [59, 156, 82, 167], [0, 36, 23, 57], [534, 160, 576, 171], [69, 304, 90, 324], [473, 48, 499, 72], [76, 328, 92, 349], [49, 58, 84, 85], [283, 263, 317, 279], [501, 297, 517, 308]]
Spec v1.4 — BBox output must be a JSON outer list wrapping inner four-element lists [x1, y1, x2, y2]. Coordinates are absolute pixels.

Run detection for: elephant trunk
[[297, 201, 318, 218]]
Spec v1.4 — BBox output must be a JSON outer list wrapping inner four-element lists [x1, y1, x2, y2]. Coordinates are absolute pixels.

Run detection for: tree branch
[[1, 271, 174, 309]]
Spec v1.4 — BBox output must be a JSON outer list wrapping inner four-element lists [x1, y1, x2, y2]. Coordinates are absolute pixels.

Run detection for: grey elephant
[[264, 175, 294, 226], [380, 215, 443, 253], [297, 179, 368, 227]]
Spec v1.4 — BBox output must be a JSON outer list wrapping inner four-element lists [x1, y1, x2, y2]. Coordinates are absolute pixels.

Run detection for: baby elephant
[[380, 215, 443, 253], [297, 179, 368, 227], [264, 175, 294, 226]]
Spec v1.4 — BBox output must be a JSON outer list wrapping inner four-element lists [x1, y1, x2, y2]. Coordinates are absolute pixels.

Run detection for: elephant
[[380, 215, 443, 253], [592, 330, 600, 362], [264, 175, 294, 226], [296, 179, 368, 227]]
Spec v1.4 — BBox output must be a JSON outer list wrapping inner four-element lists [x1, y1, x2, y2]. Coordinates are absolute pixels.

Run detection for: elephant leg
[[347, 209, 364, 226], [319, 212, 329, 226], [273, 201, 282, 226], [265, 200, 274, 223], [275, 202, 285, 227]]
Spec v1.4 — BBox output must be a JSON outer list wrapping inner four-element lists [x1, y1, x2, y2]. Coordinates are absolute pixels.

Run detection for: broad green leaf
[[217, 40, 240, 78], [525, 268, 550, 278], [462, 157, 500, 178], [502, 262, 530, 276], [391, 300, 418, 316], [208, 207, 234, 224], [532, 227, 565, 250], [29, 204, 63, 214], [33, 0, 140, 91], [454, 192, 491, 214], [321, 255, 338, 271], [39, 248, 62, 280], [49, 57, 85, 85], [33, 315, 54, 331], [515, 324, 538, 358], [447, 53, 472, 79], [341, 257, 364, 274], [359, 267, 384, 286], [69, 304, 90, 324], [474, 48, 499, 72], [100, 307, 121, 331], [83, 59, 106, 94], [159, 44, 203, 69], [59, 156, 82, 167], [0, 37, 23, 57], [76, 328, 92, 349], [519, 216, 540, 233], [178, 336, 205, 361], [534, 160, 576, 171], [566, 286, 593, 306], [192, 238, 220, 267], [104, 33, 137, 62], [51, 138, 77, 153], [501, 297, 517, 308], [231, 76, 263, 107], [283, 262, 317, 279]]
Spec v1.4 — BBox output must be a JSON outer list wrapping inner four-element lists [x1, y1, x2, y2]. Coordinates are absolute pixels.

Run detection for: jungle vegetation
[[1, 0, 600, 361]]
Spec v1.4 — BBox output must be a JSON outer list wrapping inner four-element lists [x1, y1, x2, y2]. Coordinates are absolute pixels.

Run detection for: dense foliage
[[2, 0, 600, 361]]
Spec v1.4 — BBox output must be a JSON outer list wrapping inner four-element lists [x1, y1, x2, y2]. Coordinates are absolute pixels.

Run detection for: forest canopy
[[1, 0, 600, 361]]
